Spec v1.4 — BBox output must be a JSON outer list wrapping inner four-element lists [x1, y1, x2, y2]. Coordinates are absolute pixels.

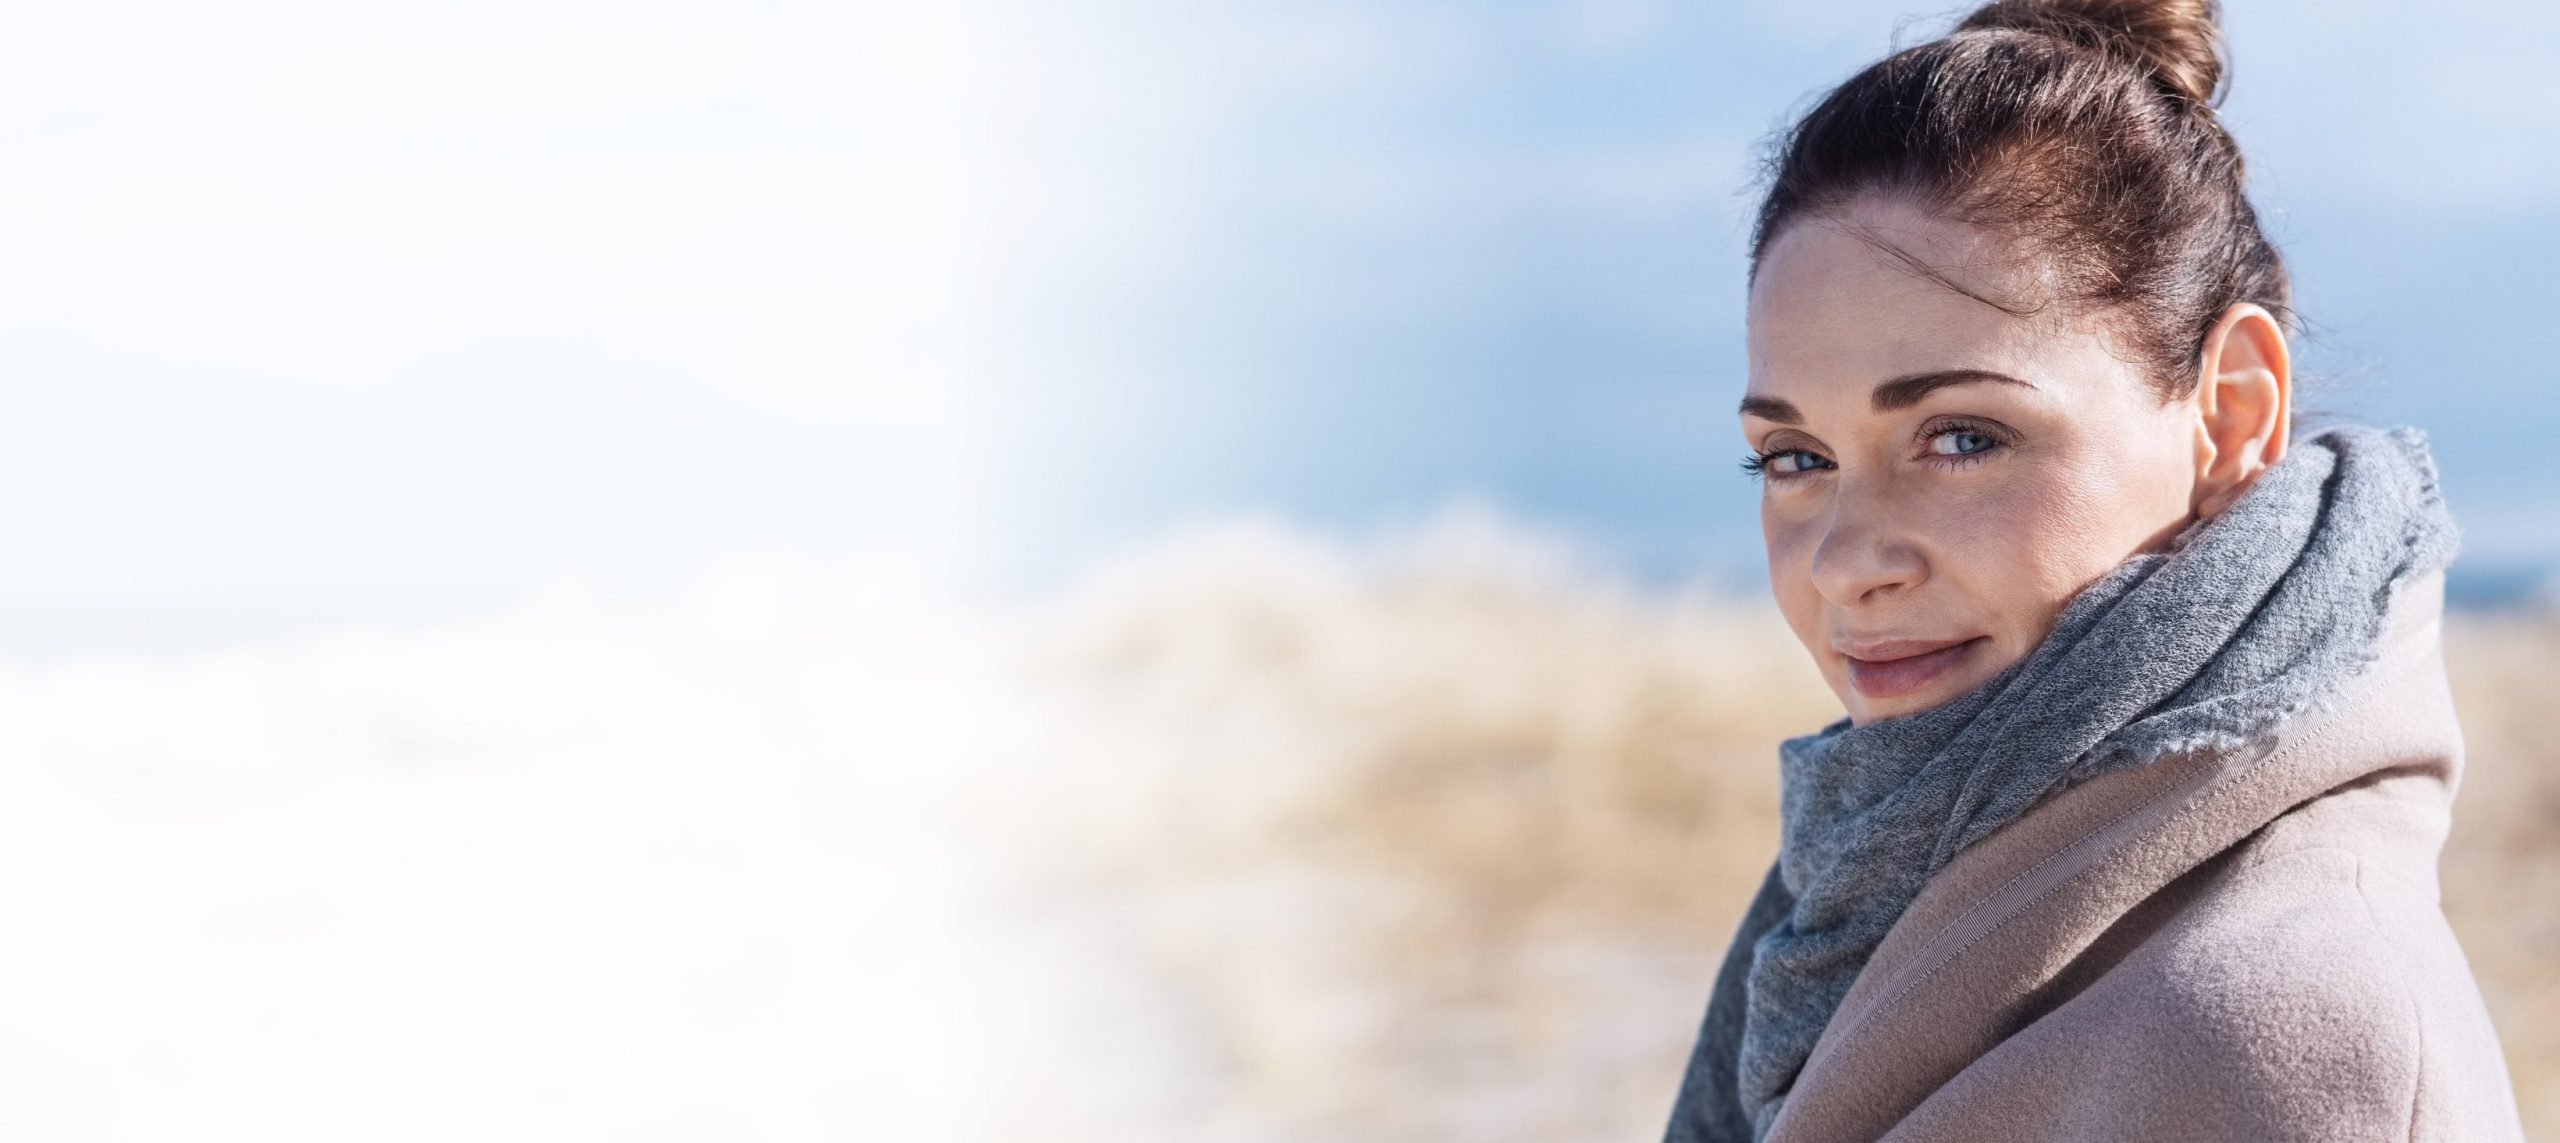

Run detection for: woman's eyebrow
[[1738, 394, 1801, 424], [1871, 368, 2035, 411], [1738, 368, 2033, 424]]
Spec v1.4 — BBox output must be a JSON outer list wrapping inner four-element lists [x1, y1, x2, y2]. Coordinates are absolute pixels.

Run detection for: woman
[[1662, 2, 2527, 1140]]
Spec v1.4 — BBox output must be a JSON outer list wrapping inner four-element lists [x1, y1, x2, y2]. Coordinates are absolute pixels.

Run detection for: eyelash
[[1740, 418, 2011, 481], [1736, 449, 1816, 478]]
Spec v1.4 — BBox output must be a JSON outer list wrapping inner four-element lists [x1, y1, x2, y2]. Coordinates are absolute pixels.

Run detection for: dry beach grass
[[1008, 508, 2560, 1141]]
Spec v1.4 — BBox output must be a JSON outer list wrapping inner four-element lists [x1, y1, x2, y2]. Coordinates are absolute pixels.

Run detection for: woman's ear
[[2189, 303, 2291, 519]]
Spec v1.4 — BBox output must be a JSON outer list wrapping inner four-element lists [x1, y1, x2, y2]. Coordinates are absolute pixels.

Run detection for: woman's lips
[[1841, 636, 1989, 699]]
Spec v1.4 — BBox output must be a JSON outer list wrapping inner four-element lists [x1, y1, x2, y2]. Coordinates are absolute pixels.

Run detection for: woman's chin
[[1846, 685, 1960, 725]]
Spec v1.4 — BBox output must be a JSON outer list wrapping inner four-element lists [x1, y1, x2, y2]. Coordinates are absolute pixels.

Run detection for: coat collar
[[1766, 567, 2461, 1141]]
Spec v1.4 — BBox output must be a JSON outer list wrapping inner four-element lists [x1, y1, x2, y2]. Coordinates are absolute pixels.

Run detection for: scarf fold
[[1663, 422, 2462, 1142]]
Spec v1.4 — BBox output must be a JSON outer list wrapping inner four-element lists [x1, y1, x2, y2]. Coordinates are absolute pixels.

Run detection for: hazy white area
[[0, 1, 996, 654], [0, 557, 1003, 1137]]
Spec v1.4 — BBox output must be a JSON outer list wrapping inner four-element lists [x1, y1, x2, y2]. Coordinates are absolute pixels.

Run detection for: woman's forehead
[[1753, 202, 2039, 335], [1744, 202, 2129, 408]]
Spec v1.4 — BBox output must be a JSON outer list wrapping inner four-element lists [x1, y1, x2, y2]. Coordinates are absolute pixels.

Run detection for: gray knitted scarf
[[1663, 422, 2461, 1142]]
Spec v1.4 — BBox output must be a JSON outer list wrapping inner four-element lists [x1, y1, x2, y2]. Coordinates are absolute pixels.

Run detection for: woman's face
[[1742, 195, 2202, 724]]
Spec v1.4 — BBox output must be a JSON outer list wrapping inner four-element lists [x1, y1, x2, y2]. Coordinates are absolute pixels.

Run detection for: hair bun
[[1955, 0, 2227, 110]]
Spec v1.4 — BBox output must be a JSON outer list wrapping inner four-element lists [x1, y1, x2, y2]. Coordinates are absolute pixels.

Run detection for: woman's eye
[[1739, 447, 1834, 479], [1928, 429, 1999, 457]]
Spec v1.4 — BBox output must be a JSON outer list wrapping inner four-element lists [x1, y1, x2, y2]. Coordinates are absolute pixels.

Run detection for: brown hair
[[1746, 0, 2292, 402]]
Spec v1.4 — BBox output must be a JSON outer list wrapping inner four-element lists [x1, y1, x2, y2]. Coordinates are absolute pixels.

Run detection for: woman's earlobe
[[2195, 481, 2243, 520]]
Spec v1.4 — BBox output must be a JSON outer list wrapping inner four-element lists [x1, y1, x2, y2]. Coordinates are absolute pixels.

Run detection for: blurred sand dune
[[0, 508, 2549, 1140]]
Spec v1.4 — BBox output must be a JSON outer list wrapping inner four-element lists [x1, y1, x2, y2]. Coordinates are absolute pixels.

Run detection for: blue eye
[[1929, 429, 1999, 457], [1741, 448, 1835, 478]]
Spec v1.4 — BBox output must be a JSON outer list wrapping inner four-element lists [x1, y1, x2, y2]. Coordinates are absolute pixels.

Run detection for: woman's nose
[[1807, 491, 1928, 607]]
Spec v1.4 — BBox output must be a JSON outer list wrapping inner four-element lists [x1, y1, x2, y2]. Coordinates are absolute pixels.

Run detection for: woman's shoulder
[[2122, 841, 2413, 1038], [2129, 767, 2494, 1036], [2046, 831, 2524, 1140], [1881, 834, 2520, 1140]]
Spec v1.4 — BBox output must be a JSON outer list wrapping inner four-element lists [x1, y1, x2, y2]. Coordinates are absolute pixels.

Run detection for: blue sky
[[975, 0, 2560, 602], [3, 1, 2553, 656]]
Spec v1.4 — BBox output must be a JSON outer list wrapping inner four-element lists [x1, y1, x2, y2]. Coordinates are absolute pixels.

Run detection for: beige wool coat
[[1755, 568, 2526, 1142]]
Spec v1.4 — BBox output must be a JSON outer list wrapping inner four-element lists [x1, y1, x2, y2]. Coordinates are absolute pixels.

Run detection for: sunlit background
[[5, 1, 2556, 1139]]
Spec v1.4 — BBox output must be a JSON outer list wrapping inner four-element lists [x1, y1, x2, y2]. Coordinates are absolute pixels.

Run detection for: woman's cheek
[[1966, 460, 2137, 642], [1918, 464, 2079, 627]]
